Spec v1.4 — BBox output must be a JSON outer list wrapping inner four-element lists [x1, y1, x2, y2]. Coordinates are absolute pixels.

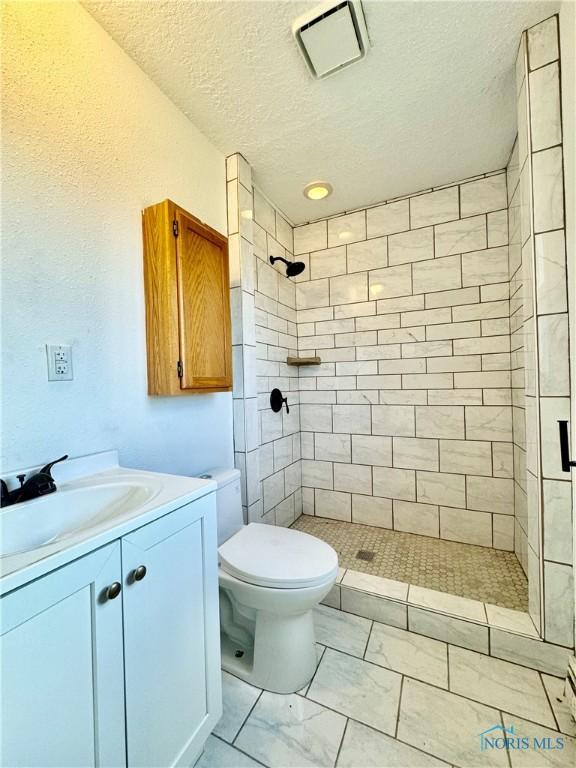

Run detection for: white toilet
[[205, 468, 338, 694]]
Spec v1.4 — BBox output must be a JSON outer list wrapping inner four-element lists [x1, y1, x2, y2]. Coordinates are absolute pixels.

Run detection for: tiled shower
[[228, 13, 573, 674]]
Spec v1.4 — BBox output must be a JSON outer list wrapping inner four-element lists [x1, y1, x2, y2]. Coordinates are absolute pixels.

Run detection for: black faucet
[[1, 455, 68, 507]]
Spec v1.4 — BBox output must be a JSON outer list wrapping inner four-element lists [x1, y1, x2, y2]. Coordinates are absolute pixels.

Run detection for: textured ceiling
[[83, 0, 557, 224]]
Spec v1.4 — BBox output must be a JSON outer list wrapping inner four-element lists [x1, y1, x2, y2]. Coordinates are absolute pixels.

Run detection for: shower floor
[[291, 516, 528, 612]]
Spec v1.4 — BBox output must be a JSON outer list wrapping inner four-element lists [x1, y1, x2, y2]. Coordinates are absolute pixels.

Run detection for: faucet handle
[[39, 455, 68, 478], [1, 479, 9, 507]]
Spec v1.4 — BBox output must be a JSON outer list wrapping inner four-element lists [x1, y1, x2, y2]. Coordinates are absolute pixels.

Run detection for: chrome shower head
[[269, 255, 306, 278]]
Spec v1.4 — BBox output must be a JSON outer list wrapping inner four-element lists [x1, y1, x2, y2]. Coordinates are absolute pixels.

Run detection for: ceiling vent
[[292, 0, 370, 80]]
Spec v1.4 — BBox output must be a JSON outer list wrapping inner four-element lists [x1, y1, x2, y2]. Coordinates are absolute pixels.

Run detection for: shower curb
[[324, 569, 572, 677]]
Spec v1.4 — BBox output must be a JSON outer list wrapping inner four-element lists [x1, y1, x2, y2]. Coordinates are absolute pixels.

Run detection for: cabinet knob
[[132, 565, 147, 582], [106, 582, 122, 600]]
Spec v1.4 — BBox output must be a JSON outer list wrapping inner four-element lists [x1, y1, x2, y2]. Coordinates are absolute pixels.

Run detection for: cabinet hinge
[[177, 360, 183, 378], [172, 219, 179, 238]]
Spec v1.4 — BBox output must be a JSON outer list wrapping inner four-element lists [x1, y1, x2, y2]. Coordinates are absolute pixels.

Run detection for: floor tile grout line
[[358, 690, 561, 758], [362, 619, 375, 659], [306, 642, 563, 733], [320, 603, 560, 679], [539, 670, 563, 733], [303, 644, 326, 695], [333, 717, 350, 767], [211, 733, 269, 767], [231, 688, 264, 748], [498, 710, 513, 768], [303, 686, 450, 767], [394, 674, 405, 739]]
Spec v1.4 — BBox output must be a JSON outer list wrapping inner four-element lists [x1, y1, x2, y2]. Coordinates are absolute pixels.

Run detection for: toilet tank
[[199, 468, 243, 545]]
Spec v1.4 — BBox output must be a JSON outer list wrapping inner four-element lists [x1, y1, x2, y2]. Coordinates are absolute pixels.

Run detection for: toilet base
[[221, 608, 317, 693], [218, 566, 336, 694]]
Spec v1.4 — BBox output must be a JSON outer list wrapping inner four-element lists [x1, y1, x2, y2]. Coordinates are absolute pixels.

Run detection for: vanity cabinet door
[[121, 495, 221, 768], [0, 543, 126, 768]]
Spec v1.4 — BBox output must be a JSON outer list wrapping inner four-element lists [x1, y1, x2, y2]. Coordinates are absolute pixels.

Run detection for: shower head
[[269, 255, 306, 278]]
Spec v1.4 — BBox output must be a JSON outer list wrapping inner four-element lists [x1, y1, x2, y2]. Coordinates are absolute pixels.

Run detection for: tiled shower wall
[[253, 189, 302, 525], [227, 153, 302, 527], [292, 174, 515, 551], [513, 15, 573, 645], [507, 138, 528, 576], [226, 11, 573, 657]]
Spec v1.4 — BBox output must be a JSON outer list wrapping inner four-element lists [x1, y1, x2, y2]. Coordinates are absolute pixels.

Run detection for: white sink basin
[[0, 480, 160, 557]]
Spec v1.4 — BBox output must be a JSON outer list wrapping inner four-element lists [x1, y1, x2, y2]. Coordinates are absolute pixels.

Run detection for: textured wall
[[292, 172, 515, 552], [1, 1, 233, 475]]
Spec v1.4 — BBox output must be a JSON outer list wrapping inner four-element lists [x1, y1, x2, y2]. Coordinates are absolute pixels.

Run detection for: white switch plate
[[46, 344, 73, 381]]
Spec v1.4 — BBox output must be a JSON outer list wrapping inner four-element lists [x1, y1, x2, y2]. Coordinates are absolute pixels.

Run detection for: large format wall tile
[[410, 187, 459, 228], [366, 199, 410, 237], [327, 211, 366, 247], [529, 62, 562, 151], [289, 60, 569, 576], [460, 175, 508, 216], [532, 147, 564, 233], [543, 562, 574, 647], [527, 15, 558, 69]]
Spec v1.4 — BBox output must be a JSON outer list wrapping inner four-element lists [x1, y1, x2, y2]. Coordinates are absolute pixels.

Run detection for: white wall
[[1, 1, 233, 475]]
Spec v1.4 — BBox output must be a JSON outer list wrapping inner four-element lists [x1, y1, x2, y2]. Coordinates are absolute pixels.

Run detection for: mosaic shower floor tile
[[291, 516, 528, 611]]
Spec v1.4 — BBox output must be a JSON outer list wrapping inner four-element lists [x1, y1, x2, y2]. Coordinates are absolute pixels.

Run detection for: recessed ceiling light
[[303, 181, 333, 200]]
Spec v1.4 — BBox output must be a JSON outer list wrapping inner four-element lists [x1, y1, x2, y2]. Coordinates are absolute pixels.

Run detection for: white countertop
[[1, 451, 217, 595]]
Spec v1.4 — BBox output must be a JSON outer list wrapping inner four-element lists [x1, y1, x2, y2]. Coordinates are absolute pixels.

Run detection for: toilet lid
[[219, 523, 339, 589]]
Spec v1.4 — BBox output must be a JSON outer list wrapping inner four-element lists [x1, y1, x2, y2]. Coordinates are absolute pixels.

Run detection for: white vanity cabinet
[[0, 492, 221, 768], [122, 497, 221, 767], [1, 542, 126, 768]]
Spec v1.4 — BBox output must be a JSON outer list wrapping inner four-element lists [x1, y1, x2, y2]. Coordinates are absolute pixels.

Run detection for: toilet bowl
[[218, 523, 338, 693], [200, 466, 338, 694]]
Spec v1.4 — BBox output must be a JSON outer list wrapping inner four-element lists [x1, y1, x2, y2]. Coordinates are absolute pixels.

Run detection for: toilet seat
[[219, 523, 338, 589]]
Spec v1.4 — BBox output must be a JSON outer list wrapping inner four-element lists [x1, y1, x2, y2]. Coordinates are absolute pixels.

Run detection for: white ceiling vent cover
[[292, 0, 370, 80]]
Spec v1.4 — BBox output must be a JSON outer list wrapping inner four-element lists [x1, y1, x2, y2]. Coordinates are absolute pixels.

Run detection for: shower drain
[[356, 550, 375, 562]]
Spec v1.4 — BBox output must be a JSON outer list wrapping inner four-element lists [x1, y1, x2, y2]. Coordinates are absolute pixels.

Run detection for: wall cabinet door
[[121, 496, 221, 768], [1, 543, 126, 768], [175, 209, 231, 391], [142, 199, 231, 395]]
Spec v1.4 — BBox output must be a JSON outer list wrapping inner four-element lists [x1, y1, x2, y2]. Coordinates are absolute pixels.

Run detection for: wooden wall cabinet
[[142, 200, 231, 395]]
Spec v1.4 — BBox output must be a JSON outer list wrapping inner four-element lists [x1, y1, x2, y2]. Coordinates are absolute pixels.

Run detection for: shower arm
[[270, 256, 290, 268]]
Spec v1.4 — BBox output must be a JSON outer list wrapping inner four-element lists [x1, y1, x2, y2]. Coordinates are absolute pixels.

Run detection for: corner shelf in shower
[[286, 356, 322, 367]]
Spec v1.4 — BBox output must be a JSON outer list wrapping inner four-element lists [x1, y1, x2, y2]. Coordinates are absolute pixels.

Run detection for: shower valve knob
[[558, 421, 576, 472], [270, 388, 289, 414]]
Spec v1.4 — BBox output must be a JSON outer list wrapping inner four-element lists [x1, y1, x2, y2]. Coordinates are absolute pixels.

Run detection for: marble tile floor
[[292, 516, 528, 612], [197, 606, 575, 768]]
